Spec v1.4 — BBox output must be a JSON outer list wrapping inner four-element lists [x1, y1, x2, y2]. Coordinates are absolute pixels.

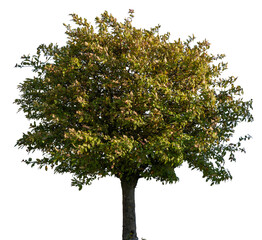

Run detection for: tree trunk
[[121, 176, 139, 240]]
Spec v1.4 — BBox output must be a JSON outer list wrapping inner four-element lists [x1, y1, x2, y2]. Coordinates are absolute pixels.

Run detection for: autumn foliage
[[15, 10, 253, 189]]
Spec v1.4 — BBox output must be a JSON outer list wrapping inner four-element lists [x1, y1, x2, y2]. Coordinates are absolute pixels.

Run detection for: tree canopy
[[15, 10, 253, 190]]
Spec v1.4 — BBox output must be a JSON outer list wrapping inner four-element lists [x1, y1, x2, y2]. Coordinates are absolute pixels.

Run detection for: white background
[[1, 0, 261, 239]]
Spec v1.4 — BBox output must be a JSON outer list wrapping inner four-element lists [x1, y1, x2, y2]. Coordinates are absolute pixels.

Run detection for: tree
[[15, 10, 253, 240]]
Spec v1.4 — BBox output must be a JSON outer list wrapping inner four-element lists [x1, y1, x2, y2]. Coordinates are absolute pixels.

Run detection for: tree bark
[[121, 175, 139, 240]]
